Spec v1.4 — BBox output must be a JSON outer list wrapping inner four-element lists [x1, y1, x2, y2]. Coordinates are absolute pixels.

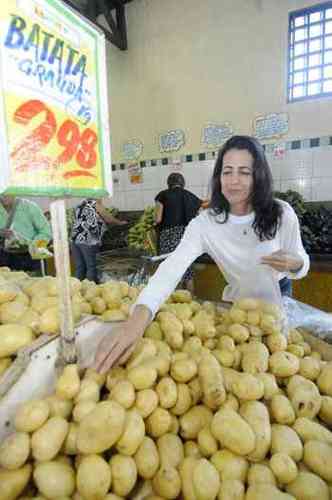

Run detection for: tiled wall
[[111, 137, 332, 211]]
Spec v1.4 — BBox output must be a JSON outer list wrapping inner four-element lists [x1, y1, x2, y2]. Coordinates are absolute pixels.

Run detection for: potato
[[210, 450, 248, 482], [180, 457, 198, 500], [192, 458, 220, 500], [299, 356, 321, 381], [184, 441, 202, 459], [267, 333, 287, 353], [63, 422, 78, 455], [0, 464, 32, 500], [31, 416, 69, 462], [232, 373, 264, 401], [135, 389, 159, 418], [211, 408, 255, 456], [217, 335, 235, 352], [170, 383, 192, 416], [192, 311, 216, 340], [146, 408, 172, 438], [317, 362, 332, 396], [171, 358, 197, 383], [293, 417, 332, 445], [144, 354, 171, 377], [169, 415, 179, 434], [0, 283, 19, 303], [239, 401, 271, 462], [180, 405, 213, 440], [46, 396, 73, 419], [157, 433, 184, 468], [144, 321, 163, 341], [246, 484, 295, 500], [260, 314, 281, 335], [101, 309, 127, 322], [84, 368, 106, 387], [127, 365, 158, 390], [152, 466, 181, 499], [0, 324, 33, 358], [288, 344, 305, 358], [77, 454, 111, 500], [158, 312, 184, 349], [156, 377, 178, 409], [109, 455, 137, 497], [106, 367, 126, 391], [33, 461, 75, 498], [126, 339, 157, 370], [110, 380, 135, 409], [56, 364, 80, 401], [39, 307, 59, 334], [286, 471, 330, 500], [73, 401, 97, 423], [256, 373, 280, 400], [198, 353, 225, 409], [116, 409, 145, 455], [241, 342, 269, 374], [287, 376, 321, 419], [247, 462, 277, 486], [319, 396, 332, 426], [220, 393, 239, 412], [77, 401, 125, 454], [197, 426, 218, 457], [271, 424, 303, 462], [270, 394, 295, 425], [303, 440, 332, 482], [270, 453, 298, 484], [134, 436, 159, 479], [91, 296, 106, 314], [228, 324, 249, 343], [0, 300, 27, 323], [75, 379, 100, 403], [234, 297, 260, 311], [0, 432, 30, 470], [213, 349, 234, 367], [269, 351, 300, 377], [229, 308, 247, 324], [218, 479, 245, 500], [15, 400, 50, 432]]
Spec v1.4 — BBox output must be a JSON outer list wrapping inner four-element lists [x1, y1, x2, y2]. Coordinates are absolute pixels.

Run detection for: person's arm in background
[[29, 202, 52, 243], [154, 201, 163, 225], [95, 200, 127, 225]]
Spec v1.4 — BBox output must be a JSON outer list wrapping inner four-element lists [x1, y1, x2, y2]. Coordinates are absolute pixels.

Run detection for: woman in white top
[[93, 135, 309, 372]]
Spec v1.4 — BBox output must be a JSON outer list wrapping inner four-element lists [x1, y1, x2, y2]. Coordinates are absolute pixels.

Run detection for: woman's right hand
[[92, 305, 151, 373]]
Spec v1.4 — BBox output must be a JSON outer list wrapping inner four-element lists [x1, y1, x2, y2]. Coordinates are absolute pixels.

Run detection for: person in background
[[0, 196, 52, 272], [93, 135, 310, 373], [71, 198, 127, 283], [154, 172, 202, 293]]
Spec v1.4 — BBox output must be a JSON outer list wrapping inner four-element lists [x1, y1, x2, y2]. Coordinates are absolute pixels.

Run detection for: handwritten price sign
[[0, 0, 112, 197]]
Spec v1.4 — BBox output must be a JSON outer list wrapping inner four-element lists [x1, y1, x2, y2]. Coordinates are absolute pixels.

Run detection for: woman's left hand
[[261, 250, 304, 273]]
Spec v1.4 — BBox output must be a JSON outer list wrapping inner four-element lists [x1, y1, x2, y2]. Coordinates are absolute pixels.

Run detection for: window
[[288, 2, 332, 101]]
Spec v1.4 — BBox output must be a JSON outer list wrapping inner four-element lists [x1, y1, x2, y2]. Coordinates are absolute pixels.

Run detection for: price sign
[[0, 0, 112, 198]]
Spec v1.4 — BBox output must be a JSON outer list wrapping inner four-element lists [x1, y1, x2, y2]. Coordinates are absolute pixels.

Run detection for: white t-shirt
[[135, 200, 310, 317]]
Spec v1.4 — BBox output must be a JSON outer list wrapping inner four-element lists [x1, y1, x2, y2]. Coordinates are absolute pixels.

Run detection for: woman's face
[[221, 148, 254, 214]]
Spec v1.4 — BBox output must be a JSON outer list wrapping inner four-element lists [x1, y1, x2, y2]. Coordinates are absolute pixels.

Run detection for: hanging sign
[[159, 129, 185, 153], [201, 122, 233, 149], [254, 112, 289, 141], [0, 0, 112, 198], [128, 163, 143, 184], [122, 139, 143, 161]]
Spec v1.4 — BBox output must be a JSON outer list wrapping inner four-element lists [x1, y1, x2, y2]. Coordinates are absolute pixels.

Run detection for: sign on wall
[[0, 0, 112, 198], [122, 139, 143, 161], [128, 163, 143, 184], [201, 122, 233, 149], [254, 112, 289, 141], [159, 129, 185, 153]]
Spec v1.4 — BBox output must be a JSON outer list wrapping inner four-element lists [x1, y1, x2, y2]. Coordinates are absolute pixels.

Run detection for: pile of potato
[[0, 291, 332, 499], [0, 267, 140, 378]]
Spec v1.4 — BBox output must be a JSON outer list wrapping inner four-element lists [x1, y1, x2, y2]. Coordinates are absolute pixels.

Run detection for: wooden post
[[50, 199, 77, 366]]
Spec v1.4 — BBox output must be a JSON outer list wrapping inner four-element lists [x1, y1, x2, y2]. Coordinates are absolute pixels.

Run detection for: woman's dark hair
[[167, 172, 185, 188], [209, 135, 282, 241]]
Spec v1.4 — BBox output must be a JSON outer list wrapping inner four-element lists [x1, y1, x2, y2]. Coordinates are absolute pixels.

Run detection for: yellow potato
[[197, 426, 218, 457], [192, 458, 220, 500], [77, 454, 111, 500], [56, 364, 80, 401], [270, 453, 298, 484], [77, 401, 125, 454], [246, 484, 294, 500], [152, 466, 181, 499], [31, 416, 69, 462], [271, 424, 303, 462], [33, 461, 75, 498], [286, 471, 329, 500], [127, 365, 158, 390], [211, 449, 248, 482], [211, 408, 256, 456], [0, 432, 30, 470], [157, 433, 184, 468], [0, 464, 32, 500], [110, 380, 135, 409], [109, 454, 137, 497], [15, 399, 50, 433], [135, 389, 159, 418], [303, 440, 332, 482], [170, 383, 192, 416], [0, 324, 33, 358], [134, 436, 159, 479], [156, 377, 178, 409], [218, 479, 245, 500], [146, 408, 172, 438], [171, 358, 197, 383], [239, 401, 271, 462], [116, 409, 145, 456], [180, 405, 213, 440], [270, 394, 296, 425]]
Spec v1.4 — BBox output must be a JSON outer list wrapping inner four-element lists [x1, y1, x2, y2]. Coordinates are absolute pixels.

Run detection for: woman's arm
[[154, 201, 163, 225], [96, 200, 127, 225]]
